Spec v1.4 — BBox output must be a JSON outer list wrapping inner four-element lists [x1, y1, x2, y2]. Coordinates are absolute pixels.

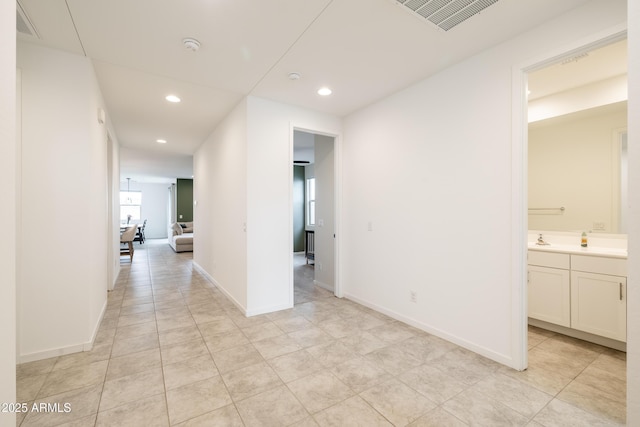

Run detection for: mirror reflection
[[527, 39, 628, 234]]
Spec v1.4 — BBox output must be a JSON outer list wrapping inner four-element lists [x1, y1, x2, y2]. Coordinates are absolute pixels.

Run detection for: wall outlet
[[367, 221, 373, 232], [318, 262, 323, 271], [179, 214, 183, 219], [410, 290, 417, 303], [593, 221, 605, 231]]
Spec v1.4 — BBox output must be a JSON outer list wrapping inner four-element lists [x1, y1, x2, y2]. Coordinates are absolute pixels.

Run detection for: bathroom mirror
[[527, 38, 628, 234]]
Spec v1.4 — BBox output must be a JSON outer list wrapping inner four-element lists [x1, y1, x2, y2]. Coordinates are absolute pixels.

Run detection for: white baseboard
[[192, 261, 247, 314], [18, 296, 108, 364], [343, 292, 516, 369]]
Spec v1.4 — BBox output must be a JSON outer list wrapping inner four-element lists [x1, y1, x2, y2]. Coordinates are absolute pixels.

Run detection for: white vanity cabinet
[[528, 248, 627, 346], [570, 255, 627, 342], [527, 252, 571, 327]]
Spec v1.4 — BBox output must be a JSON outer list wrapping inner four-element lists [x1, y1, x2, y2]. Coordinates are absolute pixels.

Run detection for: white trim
[[313, 279, 334, 292], [510, 25, 628, 372], [192, 260, 247, 314], [289, 124, 343, 299]]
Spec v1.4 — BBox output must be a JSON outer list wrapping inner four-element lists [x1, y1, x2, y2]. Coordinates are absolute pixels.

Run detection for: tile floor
[[15, 240, 626, 426]]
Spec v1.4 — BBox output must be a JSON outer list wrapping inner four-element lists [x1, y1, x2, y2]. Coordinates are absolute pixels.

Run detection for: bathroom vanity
[[527, 232, 627, 351]]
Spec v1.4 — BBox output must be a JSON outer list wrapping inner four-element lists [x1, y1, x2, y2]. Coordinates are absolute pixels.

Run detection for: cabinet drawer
[[571, 255, 627, 276], [528, 251, 570, 269]]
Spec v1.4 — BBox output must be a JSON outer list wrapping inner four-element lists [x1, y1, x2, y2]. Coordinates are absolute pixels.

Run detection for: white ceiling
[[17, 0, 594, 182]]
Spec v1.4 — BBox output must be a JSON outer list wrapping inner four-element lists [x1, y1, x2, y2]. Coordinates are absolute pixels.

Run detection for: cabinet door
[[570, 271, 626, 342], [528, 266, 571, 327]]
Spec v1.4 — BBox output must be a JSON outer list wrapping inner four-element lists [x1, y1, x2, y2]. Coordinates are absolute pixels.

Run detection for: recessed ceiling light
[[156, 139, 167, 144], [165, 95, 181, 103], [182, 38, 201, 52], [317, 87, 332, 96], [288, 72, 301, 80]]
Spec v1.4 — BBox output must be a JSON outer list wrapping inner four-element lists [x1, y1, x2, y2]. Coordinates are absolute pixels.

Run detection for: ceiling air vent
[[16, 1, 40, 38], [394, 0, 499, 31]]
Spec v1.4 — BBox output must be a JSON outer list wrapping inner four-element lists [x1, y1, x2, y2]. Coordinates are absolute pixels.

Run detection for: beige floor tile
[[203, 329, 250, 353], [17, 358, 58, 379], [253, 334, 303, 359], [442, 388, 529, 426], [268, 349, 325, 383], [155, 306, 192, 321], [111, 331, 159, 358], [118, 302, 155, 316], [317, 318, 363, 339], [331, 356, 392, 393], [99, 368, 165, 412], [288, 371, 353, 414], [106, 348, 162, 381], [288, 327, 335, 349], [158, 324, 203, 347], [235, 385, 309, 426], [498, 364, 573, 396], [160, 338, 210, 365], [407, 407, 467, 427], [273, 315, 314, 333], [398, 364, 467, 404], [166, 376, 233, 425], [51, 343, 112, 371], [156, 313, 196, 332], [117, 311, 156, 328], [396, 334, 457, 363], [241, 322, 285, 342], [533, 398, 619, 427], [163, 354, 219, 391], [426, 347, 499, 386], [198, 316, 240, 337], [313, 395, 392, 427], [16, 374, 47, 402], [37, 359, 108, 398], [306, 341, 358, 368], [558, 381, 626, 424], [528, 347, 593, 380], [211, 343, 264, 373], [360, 379, 436, 426], [338, 331, 389, 356], [173, 404, 244, 427], [221, 361, 283, 401], [115, 320, 158, 340], [367, 321, 417, 344], [365, 345, 423, 376], [96, 394, 169, 427], [21, 384, 102, 427], [188, 303, 227, 324], [471, 372, 553, 418]]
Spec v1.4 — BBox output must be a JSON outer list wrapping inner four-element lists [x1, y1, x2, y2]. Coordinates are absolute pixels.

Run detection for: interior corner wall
[[177, 178, 194, 222], [626, 0, 640, 422], [340, 0, 627, 367], [245, 96, 341, 315], [193, 99, 248, 310], [16, 42, 109, 362], [0, 0, 17, 420]]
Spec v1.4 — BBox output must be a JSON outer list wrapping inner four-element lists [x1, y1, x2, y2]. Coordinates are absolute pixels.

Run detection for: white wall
[[340, 0, 627, 367], [120, 181, 169, 239], [314, 134, 335, 291], [194, 99, 249, 310], [627, 0, 640, 422], [0, 0, 16, 422], [17, 42, 109, 362], [529, 105, 627, 232], [245, 96, 341, 315]]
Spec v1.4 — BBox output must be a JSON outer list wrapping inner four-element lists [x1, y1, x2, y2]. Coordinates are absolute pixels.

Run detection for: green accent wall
[[293, 166, 305, 252], [177, 178, 193, 222]]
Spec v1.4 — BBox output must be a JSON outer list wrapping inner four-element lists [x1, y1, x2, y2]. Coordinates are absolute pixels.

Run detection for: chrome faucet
[[536, 233, 550, 245]]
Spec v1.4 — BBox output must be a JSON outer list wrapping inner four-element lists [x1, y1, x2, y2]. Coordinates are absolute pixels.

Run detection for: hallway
[[14, 240, 625, 426]]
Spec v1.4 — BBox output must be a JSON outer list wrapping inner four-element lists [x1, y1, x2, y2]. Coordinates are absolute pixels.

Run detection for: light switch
[[367, 221, 373, 231], [318, 219, 324, 227], [179, 214, 183, 219]]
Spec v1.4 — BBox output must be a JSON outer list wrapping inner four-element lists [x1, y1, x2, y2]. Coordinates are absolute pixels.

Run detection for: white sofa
[[169, 221, 193, 252]]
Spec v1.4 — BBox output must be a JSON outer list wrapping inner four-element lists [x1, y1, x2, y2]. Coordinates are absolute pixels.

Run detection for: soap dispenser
[[581, 231, 588, 248]]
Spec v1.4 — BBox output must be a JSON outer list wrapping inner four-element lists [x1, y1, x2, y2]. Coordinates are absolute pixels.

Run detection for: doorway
[[513, 30, 628, 370], [292, 129, 337, 304]]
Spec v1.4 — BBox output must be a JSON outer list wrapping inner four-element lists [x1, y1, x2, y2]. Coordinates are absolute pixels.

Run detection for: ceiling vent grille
[[394, 0, 499, 31], [16, 1, 40, 38]]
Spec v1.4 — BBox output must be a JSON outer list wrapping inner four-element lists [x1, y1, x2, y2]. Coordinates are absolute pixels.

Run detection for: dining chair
[[120, 224, 137, 261]]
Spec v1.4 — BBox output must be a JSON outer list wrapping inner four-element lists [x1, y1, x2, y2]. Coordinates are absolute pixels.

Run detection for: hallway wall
[[340, 0, 627, 367], [16, 42, 110, 362], [0, 0, 16, 421]]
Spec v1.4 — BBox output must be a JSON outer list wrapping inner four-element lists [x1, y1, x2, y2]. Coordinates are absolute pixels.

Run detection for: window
[[120, 191, 142, 223], [306, 178, 315, 226]]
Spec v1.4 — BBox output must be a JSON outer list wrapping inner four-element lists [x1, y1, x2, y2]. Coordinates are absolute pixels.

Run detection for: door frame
[[511, 25, 627, 370], [289, 125, 342, 304]]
